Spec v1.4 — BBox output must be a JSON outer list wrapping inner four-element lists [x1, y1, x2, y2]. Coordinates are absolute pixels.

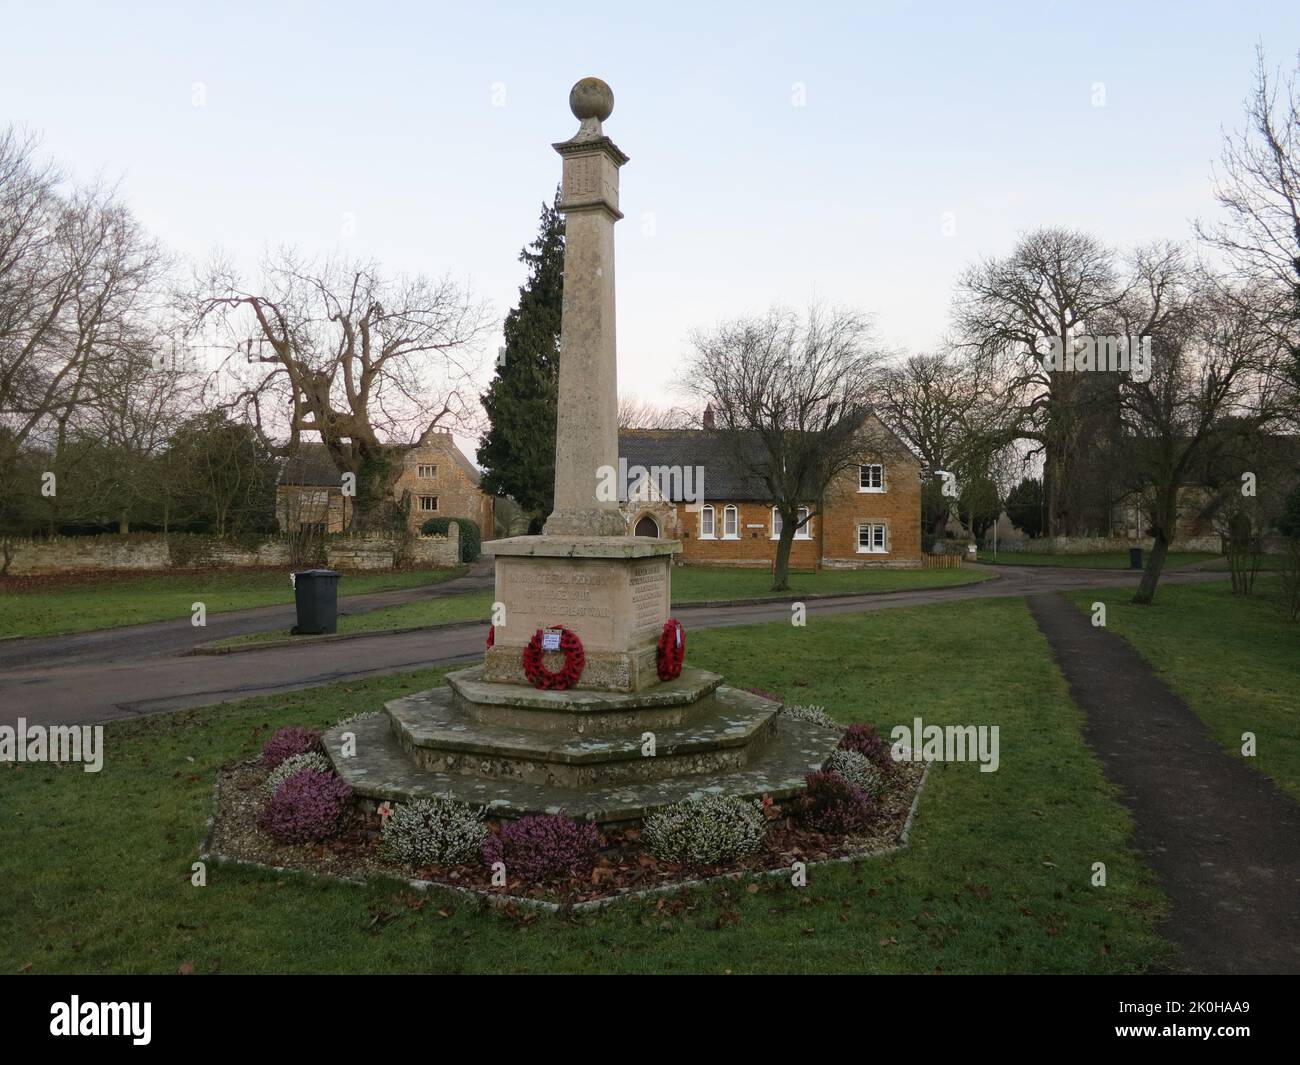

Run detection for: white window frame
[[419, 495, 439, 512], [857, 522, 887, 553], [771, 505, 814, 540], [699, 504, 716, 539], [859, 464, 884, 493], [722, 505, 739, 539], [795, 505, 812, 539], [417, 464, 437, 479]]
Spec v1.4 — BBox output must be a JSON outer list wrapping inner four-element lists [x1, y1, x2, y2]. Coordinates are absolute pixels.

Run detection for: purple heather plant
[[799, 771, 873, 835], [838, 723, 893, 773], [261, 726, 322, 768], [259, 769, 352, 843], [480, 813, 600, 882]]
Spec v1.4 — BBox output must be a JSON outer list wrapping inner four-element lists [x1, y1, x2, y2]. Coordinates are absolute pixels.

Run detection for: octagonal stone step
[[384, 684, 778, 787], [322, 709, 841, 824], [444, 664, 724, 733]]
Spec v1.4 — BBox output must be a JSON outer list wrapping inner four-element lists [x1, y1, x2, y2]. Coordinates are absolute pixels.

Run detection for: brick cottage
[[616, 411, 922, 568]]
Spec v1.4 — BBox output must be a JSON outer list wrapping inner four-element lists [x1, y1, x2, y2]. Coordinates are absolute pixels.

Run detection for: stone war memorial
[[325, 79, 840, 822]]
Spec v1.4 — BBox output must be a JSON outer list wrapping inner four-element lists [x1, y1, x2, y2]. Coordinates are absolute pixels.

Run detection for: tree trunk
[[771, 527, 795, 592], [350, 442, 403, 531], [1044, 448, 1065, 538], [1132, 492, 1176, 605]]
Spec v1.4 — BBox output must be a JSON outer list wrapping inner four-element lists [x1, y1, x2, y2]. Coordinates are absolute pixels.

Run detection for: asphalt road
[[0, 564, 1222, 728], [0, 564, 495, 671]]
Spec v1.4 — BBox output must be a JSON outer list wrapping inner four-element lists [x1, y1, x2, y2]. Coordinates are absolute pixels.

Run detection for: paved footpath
[[0, 564, 1220, 728], [1028, 593, 1300, 974]]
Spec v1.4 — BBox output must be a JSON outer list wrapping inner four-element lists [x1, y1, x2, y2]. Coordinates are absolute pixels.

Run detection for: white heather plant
[[380, 797, 487, 867], [641, 795, 767, 865], [824, 749, 885, 798], [781, 703, 838, 730], [263, 752, 333, 795]]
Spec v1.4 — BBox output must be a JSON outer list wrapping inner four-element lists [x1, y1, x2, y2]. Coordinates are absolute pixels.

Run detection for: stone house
[[1109, 486, 1219, 544], [277, 431, 494, 537], [616, 411, 923, 568], [277, 447, 353, 533]]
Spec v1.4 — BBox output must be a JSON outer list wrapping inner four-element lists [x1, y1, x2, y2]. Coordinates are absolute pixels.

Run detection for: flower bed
[[206, 738, 929, 909]]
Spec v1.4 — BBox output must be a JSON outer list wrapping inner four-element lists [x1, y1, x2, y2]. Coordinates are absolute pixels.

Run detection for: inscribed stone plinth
[[483, 534, 676, 692]]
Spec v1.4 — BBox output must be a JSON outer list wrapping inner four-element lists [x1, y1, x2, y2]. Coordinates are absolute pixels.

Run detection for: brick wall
[[819, 452, 923, 568], [1, 530, 458, 576], [637, 456, 923, 569], [670, 501, 823, 568], [618, 420, 923, 569]]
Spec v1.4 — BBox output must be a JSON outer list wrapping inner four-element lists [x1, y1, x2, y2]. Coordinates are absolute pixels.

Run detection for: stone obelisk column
[[484, 79, 677, 692], [543, 77, 628, 537]]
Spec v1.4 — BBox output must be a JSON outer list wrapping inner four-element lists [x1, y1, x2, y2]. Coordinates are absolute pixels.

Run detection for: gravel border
[[199, 761, 931, 914]]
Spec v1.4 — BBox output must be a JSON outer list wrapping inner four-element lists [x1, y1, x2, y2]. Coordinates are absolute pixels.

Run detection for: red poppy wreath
[[657, 618, 685, 681], [522, 625, 586, 690]]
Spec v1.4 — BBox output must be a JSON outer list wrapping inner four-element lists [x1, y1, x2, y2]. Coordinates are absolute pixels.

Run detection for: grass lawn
[[1191, 553, 1288, 572], [1068, 579, 1300, 803], [977, 550, 1216, 569], [0, 567, 468, 640], [670, 564, 987, 601], [0, 596, 1172, 974], [205, 565, 990, 651], [207, 590, 498, 649]]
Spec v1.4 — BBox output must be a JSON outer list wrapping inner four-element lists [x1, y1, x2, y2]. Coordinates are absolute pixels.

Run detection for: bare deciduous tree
[[617, 395, 698, 429], [1110, 262, 1288, 605], [0, 126, 166, 459], [196, 251, 491, 528], [954, 227, 1127, 536], [0, 125, 177, 539], [680, 303, 896, 590], [875, 349, 1020, 537], [1198, 47, 1300, 379]]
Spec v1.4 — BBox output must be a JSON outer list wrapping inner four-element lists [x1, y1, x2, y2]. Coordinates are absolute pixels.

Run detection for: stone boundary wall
[[996, 534, 1223, 554], [0, 527, 458, 576]]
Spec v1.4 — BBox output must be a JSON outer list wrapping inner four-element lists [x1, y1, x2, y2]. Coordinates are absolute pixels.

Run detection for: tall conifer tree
[[478, 192, 564, 530]]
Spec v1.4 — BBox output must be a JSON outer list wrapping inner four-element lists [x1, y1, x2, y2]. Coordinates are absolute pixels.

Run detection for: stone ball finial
[[569, 77, 614, 122]]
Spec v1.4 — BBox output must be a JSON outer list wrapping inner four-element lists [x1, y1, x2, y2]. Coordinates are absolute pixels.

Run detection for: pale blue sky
[[4, 0, 1297, 431]]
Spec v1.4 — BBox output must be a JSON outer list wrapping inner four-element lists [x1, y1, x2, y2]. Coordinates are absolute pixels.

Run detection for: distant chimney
[[702, 404, 715, 430]]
